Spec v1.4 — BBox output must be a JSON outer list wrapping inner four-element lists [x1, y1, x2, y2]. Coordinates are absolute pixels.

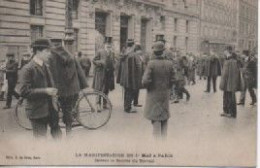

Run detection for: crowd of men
[[0, 34, 257, 139]]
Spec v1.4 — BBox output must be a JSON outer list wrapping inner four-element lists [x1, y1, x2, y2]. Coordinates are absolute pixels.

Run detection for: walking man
[[237, 50, 257, 106], [142, 41, 175, 139], [3, 53, 20, 109]]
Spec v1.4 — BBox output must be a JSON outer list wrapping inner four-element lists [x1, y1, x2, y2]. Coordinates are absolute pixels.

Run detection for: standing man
[[237, 50, 257, 106], [19, 39, 62, 139], [117, 39, 139, 113], [204, 50, 222, 93], [77, 51, 91, 78], [93, 37, 115, 109], [3, 53, 20, 109], [47, 39, 88, 135], [142, 41, 175, 139], [220, 46, 242, 118]]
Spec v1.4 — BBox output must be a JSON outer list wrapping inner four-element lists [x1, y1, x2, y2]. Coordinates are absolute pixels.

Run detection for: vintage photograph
[[0, 0, 258, 166]]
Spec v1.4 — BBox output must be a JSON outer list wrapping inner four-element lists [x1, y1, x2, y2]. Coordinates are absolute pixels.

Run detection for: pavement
[[0, 77, 257, 166]]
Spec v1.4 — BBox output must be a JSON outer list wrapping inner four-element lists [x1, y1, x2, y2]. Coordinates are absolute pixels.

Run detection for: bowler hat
[[32, 38, 52, 48], [126, 39, 135, 44], [152, 41, 165, 52]]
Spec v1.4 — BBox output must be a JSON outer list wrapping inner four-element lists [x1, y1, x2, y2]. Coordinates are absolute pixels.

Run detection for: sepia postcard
[[0, 0, 258, 166]]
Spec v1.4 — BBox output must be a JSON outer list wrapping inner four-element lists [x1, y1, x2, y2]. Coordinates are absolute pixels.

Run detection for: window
[[186, 20, 189, 33], [73, 29, 79, 53], [173, 36, 177, 48], [174, 18, 178, 32], [30, 25, 43, 43], [160, 16, 166, 31], [30, 0, 43, 16], [72, 0, 80, 19], [185, 37, 188, 51]]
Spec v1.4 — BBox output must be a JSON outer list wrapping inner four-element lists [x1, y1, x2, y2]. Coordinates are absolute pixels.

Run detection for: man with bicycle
[[19, 39, 62, 139]]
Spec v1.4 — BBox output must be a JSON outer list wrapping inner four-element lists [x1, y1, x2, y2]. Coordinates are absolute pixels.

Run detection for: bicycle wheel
[[14, 98, 32, 130], [75, 91, 112, 129]]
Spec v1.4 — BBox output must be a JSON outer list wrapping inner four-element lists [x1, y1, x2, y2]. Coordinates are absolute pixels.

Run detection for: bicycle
[[14, 90, 112, 130]]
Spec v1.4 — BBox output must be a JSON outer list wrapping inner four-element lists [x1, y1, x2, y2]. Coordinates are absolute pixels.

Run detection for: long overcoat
[[92, 49, 115, 91], [142, 56, 175, 121], [117, 46, 141, 90], [220, 54, 243, 92], [204, 55, 222, 77], [48, 46, 88, 97]]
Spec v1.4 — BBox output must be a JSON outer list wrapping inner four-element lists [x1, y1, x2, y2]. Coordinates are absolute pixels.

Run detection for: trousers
[[223, 91, 237, 117], [151, 120, 168, 139], [30, 102, 61, 139], [206, 76, 217, 92]]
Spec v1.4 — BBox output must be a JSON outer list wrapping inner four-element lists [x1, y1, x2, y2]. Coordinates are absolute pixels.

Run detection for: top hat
[[155, 34, 166, 42], [152, 41, 165, 52], [104, 36, 113, 44], [6, 52, 15, 57], [126, 39, 135, 44], [32, 38, 52, 48]]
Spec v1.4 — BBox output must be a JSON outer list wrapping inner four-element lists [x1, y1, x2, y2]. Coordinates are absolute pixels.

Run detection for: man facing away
[[19, 39, 62, 139]]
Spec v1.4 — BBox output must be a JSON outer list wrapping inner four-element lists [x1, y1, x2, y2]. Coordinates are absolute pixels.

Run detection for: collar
[[33, 57, 44, 67]]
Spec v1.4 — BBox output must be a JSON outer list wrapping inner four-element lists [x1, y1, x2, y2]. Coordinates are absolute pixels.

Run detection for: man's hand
[[45, 88, 58, 96]]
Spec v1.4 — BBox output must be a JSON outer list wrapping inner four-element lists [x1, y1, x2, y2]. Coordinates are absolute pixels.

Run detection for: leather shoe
[[250, 101, 256, 106], [237, 102, 245, 105], [134, 104, 142, 107]]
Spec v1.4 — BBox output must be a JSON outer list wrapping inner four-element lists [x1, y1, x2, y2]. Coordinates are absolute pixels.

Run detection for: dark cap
[[126, 39, 135, 44], [6, 52, 15, 57], [32, 38, 52, 48], [104, 36, 113, 44], [152, 41, 165, 52]]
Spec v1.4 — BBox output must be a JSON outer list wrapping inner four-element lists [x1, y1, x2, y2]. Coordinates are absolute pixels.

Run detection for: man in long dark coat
[[117, 39, 141, 113], [220, 46, 242, 118], [237, 50, 257, 106], [3, 53, 20, 109], [92, 37, 115, 109], [47, 40, 88, 135], [204, 51, 222, 93], [142, 41, 175, 139]]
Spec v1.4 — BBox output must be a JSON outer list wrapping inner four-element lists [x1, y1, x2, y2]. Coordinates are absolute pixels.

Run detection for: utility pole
[[64, 0, 74, 53]]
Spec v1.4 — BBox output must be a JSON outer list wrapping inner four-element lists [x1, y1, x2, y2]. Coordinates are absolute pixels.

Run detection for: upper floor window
[[72, 0, 80, 19], [186, 20, 189, 33], [174, 18, 178, 32], [30, 0, 43, 16]]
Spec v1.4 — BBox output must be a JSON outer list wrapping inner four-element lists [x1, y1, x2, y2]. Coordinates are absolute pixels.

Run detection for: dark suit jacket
[[6, 60, 18, 81], [19, 59, 54, 119]]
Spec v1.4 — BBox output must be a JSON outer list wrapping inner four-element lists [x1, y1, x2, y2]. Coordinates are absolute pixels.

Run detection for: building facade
[[237, 0, 258, 53], [0, 0, 200, 62], [199, 0, 239, 55]]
